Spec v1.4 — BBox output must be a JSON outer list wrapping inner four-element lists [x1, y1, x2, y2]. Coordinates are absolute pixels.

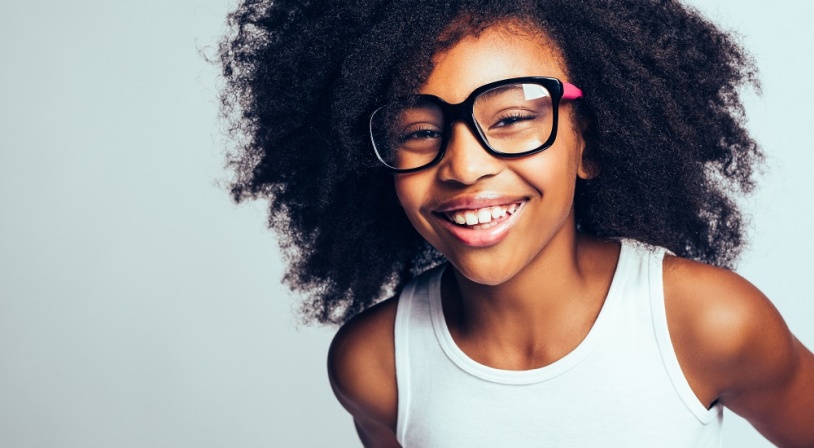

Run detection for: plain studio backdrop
[[0, 1, 811, 447]]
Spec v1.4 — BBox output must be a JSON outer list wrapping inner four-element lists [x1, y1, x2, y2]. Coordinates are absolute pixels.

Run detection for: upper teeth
[[447, 203, 520, 226]]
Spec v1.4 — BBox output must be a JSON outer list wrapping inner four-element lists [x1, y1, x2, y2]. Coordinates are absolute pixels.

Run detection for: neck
[[441, 228, 620, 369]]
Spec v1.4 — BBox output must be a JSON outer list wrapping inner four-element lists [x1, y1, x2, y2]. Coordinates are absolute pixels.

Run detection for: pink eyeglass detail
[[563, 82, 583, 100]]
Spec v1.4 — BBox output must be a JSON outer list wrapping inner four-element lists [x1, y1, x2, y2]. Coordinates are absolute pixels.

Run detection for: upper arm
[[327, 297, 402, 448], [664, 257, 814, 447]]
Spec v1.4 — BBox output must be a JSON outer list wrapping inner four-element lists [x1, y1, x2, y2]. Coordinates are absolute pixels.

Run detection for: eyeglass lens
[[371, 82, 554, 171]]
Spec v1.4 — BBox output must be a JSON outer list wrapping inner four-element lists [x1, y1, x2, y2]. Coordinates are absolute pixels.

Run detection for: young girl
[[219, 0, 814, 446]]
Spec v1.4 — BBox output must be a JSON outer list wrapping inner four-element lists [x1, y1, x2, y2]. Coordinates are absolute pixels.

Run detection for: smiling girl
[[218, 0, 814, 446]]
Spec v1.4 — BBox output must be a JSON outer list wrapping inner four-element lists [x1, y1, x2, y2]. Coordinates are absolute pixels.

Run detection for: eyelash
[[399, 126, 442, 142], [493, 112, 536, 128]]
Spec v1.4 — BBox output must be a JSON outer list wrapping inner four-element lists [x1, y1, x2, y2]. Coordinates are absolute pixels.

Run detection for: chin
[[447, 256, 524, 287]]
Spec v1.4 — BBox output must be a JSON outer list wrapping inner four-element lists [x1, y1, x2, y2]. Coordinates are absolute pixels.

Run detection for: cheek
[[516, 143, 580, 192], [393, 174, 444, 246], [393, 177, 410, 208], [543, 129, 584, 185], [393, 176, 426, 221]]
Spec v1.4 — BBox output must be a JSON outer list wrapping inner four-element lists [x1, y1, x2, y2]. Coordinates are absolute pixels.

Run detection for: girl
[[218, 0, 814, 446]]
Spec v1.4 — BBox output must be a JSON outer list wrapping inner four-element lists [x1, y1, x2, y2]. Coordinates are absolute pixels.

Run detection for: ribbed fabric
[[394, 240, 723, 447]]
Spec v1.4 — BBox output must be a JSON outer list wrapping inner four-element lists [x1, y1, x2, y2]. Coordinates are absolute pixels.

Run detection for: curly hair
[[218, 0, 761, 325]]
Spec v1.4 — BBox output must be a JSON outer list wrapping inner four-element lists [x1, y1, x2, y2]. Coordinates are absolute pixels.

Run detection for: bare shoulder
[[662, 255, 791, 371], [662, 255, 793, 397], [663, 255, 814, 446], [327, 296, 400, 444]]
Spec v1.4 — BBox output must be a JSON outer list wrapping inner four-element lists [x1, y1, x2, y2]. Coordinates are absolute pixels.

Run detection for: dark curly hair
[[218, 0, 761, 325]]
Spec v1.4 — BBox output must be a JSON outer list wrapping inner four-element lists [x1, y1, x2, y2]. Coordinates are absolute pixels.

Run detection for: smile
[[432, 200, 527, 247], [443, 203, 521, 229]]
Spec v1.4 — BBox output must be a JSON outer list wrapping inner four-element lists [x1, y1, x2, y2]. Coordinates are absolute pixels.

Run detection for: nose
[[436, 122, 502, 185]]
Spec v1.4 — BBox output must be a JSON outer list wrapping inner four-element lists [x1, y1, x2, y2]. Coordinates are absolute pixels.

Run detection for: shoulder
[[327, 295, 400, 433], [662, 256, 794, 398], [662, 255, 785, 356], [662, 255, 814, 445]]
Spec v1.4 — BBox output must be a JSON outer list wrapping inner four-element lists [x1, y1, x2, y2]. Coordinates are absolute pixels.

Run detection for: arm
[[327, 298, 402, 448], [664, 257, 814, 448]]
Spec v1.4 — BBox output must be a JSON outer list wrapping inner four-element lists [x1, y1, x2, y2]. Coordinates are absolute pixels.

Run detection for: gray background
[[0, 0, 811, 447]]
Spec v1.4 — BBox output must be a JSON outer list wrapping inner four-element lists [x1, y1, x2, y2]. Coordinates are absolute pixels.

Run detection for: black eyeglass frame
[[369, 76, 579, 173]]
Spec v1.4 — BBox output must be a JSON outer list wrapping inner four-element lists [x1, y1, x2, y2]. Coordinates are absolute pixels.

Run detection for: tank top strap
[[644, 243, 723, 423], [393, 264, 445, 442]]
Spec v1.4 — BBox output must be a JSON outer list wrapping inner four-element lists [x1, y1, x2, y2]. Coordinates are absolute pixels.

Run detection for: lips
[[432, 196, 527, 247]]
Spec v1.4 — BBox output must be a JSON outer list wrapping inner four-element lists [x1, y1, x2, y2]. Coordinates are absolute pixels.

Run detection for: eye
[[492, 112, 537, 129], [399, 126, 443, 143]]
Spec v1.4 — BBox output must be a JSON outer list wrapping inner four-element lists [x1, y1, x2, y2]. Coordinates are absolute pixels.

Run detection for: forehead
[[419, 23, 568, 103]]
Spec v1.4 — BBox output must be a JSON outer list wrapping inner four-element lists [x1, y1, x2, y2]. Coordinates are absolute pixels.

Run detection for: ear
[[575, 126, 598, 180], [577, 153, 598, 180]]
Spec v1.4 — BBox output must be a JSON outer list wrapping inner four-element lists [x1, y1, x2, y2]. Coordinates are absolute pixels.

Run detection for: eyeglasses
[[369, 76, 582, 173]]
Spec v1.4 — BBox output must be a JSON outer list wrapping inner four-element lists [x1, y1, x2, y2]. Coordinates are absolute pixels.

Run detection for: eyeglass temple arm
[[562, 82, 583, 100]]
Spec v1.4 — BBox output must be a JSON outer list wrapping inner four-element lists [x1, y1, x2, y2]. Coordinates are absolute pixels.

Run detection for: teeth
[[446, 203, 521, 227]]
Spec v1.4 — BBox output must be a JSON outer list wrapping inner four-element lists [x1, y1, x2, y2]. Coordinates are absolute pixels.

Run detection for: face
[[394, 22, 590, 286]]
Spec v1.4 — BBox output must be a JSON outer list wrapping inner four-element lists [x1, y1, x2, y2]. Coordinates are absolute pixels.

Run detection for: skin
[[328, 22, 814, 448]]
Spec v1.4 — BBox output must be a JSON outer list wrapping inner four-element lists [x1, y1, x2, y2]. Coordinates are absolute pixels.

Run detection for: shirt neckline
[[427, 240, 630, 385]]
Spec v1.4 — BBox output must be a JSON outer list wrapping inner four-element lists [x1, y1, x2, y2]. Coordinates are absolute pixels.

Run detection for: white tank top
[[394, 240, 723, 447]]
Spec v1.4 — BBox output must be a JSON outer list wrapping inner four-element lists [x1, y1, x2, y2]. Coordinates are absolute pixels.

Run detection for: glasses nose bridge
[[441, 100, 485, 151], [443, 98, 475, 128]]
